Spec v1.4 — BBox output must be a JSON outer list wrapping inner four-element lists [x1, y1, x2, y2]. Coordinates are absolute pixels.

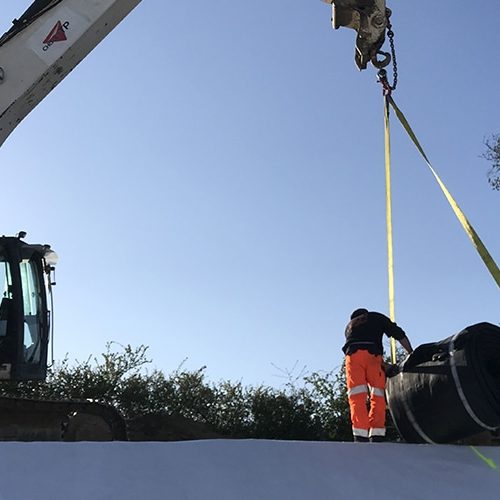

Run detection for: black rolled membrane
[[386, 322, 500, 443]]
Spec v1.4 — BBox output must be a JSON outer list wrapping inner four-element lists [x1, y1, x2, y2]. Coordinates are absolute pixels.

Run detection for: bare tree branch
[[482, 135, 500, 190]]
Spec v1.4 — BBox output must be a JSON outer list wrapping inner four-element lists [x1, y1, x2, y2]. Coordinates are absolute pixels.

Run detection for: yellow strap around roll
[[387, 96, 500, 289]]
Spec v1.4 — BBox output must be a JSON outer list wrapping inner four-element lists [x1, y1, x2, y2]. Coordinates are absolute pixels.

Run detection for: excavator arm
[[0, 0, 142, 148], [321, 0, 389, 70]]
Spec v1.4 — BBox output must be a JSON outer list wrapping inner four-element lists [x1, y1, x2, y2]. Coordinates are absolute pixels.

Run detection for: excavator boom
[[321, 0, 388, 70], [0, 0, 142, 148]]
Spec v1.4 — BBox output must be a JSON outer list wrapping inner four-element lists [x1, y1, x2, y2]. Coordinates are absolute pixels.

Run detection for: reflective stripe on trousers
[[345, 350, 386, 437], [369, 427, 386, 437], [347, 384, 368, 397], [352, 428, 369, 438], [371, 387, 385, 398]]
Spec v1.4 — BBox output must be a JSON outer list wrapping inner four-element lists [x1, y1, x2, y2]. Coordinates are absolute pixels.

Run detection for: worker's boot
[[369, 435, 385, 443], [353, 436, 369, 443]]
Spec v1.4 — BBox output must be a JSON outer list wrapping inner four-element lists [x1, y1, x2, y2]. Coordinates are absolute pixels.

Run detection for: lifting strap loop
[[386, 95, 500, 289], [384, 97, 397, 363]]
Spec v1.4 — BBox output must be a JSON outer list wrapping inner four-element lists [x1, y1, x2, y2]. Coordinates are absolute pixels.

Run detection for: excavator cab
[[0, 234, 57, 381], [322, 0, 389, 70]]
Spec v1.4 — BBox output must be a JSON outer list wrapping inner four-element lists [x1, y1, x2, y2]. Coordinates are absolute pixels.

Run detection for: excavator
[[0, 0, 142, 441], [0, 0, 223, 443]]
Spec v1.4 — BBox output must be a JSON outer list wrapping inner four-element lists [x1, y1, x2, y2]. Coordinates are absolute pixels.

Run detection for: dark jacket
[[342, 311, 406, 356]]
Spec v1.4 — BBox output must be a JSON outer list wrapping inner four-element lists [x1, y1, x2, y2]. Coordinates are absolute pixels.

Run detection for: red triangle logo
[[43, 21, 67, 44]]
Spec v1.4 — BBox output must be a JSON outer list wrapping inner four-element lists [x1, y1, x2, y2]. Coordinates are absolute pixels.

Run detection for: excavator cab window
[[0, 263, 13, 338], [0, 236, 56, 381], [21, 259, 43, 364]]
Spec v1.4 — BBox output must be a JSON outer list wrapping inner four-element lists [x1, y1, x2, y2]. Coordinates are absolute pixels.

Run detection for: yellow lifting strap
[[383, 98, 398, 363], [383, 95, 500, 362], [387, 95, 500, 288]]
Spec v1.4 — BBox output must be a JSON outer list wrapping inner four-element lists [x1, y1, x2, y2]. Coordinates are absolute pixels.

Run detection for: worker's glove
[[382, 362, 400, 378]]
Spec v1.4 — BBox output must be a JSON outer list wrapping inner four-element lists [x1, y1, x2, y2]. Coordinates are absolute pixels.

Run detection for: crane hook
[[371, 50, 391, 69]]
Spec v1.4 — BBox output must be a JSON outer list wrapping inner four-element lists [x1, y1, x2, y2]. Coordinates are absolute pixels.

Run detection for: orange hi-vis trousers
[[345, 350, 386, 439]]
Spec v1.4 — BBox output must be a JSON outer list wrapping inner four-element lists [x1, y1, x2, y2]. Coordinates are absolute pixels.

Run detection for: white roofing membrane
[[0, 440, 498, 500]]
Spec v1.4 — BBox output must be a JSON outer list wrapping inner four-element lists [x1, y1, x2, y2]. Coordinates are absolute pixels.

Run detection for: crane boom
[[0, 0, 142, 148]]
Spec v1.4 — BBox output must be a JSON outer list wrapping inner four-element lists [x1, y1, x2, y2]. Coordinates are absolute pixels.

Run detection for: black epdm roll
[[386, 322, 500, 443]]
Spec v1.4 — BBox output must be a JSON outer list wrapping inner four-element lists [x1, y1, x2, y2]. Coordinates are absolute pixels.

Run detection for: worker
[[343, 308, 413, 442]]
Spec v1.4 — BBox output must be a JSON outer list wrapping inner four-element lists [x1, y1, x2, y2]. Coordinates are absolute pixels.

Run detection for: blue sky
[[1, 1, 498, 387]]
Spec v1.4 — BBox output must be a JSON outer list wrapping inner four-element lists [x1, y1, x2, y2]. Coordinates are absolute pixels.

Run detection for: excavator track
[[0, 396, 127, 441]]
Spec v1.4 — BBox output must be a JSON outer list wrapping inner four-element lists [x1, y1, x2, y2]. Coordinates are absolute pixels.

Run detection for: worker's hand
[[382, 362, 400, 378]]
